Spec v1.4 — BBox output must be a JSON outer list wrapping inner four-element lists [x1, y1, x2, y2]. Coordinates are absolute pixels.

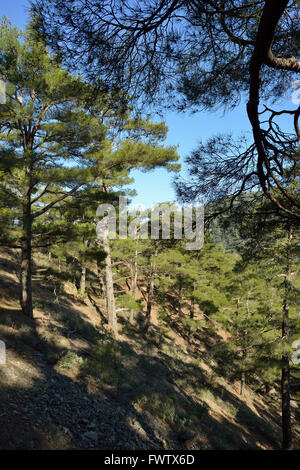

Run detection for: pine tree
[[234, 196, 300, 449], [0, 19, 180, 323], [0, 19, 96, 317]]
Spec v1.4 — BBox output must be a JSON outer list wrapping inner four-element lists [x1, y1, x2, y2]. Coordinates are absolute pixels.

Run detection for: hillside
[[0, 249, 299, 450]]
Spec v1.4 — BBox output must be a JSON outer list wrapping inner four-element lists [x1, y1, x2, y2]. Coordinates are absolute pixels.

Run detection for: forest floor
[[0, 249, 299, 450]]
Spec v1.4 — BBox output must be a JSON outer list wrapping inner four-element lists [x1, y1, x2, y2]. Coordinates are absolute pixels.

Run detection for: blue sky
[[130, 106, 251, 207], [1, 0, 295, 208]]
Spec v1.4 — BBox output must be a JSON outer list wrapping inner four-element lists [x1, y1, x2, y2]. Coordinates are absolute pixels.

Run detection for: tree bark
[[144, 244, 158, 332], [20, 215, 33, 318], [281, 354, 291, 449], [178, 275, 183, 317], [103, 232, 117, 337], [129, 245, 138, 323], [281, 224, 293, 450], [189, 278, 195, 319], [240, 348, 246, 396], [247, 0, 300, 219], [240, 296, 250, 396], [20, 147, 33, 318], [97, 259, 106, 297], [80, 265, 86, 296], [144, 265, 155, 332]]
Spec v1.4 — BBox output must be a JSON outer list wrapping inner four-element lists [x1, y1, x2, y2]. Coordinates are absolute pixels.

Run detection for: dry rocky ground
[[0, 250, 299, 450]]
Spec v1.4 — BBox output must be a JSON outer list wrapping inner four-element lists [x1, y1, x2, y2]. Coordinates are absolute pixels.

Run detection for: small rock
[[86, 421, 97, 430], [79, 418, 89, 425], [82, 431, 98, 442]]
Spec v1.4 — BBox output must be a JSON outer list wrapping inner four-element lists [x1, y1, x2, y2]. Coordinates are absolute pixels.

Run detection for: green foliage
[[181, 317, 203, 333], [82, 339, 124, 385], [116, 293, 142, 313], [134, 391, 178, 425], [57, 351, 84, 370], [211, 341, 239, 381]]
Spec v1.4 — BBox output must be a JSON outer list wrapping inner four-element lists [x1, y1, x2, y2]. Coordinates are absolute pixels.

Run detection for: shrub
[[134, 392, 178, 425], [82, 339, 124, 385], [57, 351, 84, 370]]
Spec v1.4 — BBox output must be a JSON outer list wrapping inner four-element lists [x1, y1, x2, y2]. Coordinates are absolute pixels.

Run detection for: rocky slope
[[0, 250, 299, 450]]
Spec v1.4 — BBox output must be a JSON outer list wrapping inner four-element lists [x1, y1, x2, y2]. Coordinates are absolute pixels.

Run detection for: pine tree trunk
[[80, 265, 86, 296], [240, 343, 247, 396], [97, 259, 106, 297], [240, 369, 246, 396], [190, 279, 196, 319], [281, 224, 293, 450], [265, 382, 271, 394], [144, 244, 158, 332], [240, 305, 249, 397], [281, 354, 291, 449], [130, 246, 138, 323], [20, 161, 33, 319], [144, 265, 155, 332], [189, 302, 194, 320], [20, 229, 33, 318], [178, 277, 183, 317], [103, 233, 117, 337]]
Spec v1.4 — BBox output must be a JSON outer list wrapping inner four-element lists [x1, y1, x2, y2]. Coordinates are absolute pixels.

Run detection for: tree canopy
[[0, 18, 179, 317], [31, 0, 300, 219]]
